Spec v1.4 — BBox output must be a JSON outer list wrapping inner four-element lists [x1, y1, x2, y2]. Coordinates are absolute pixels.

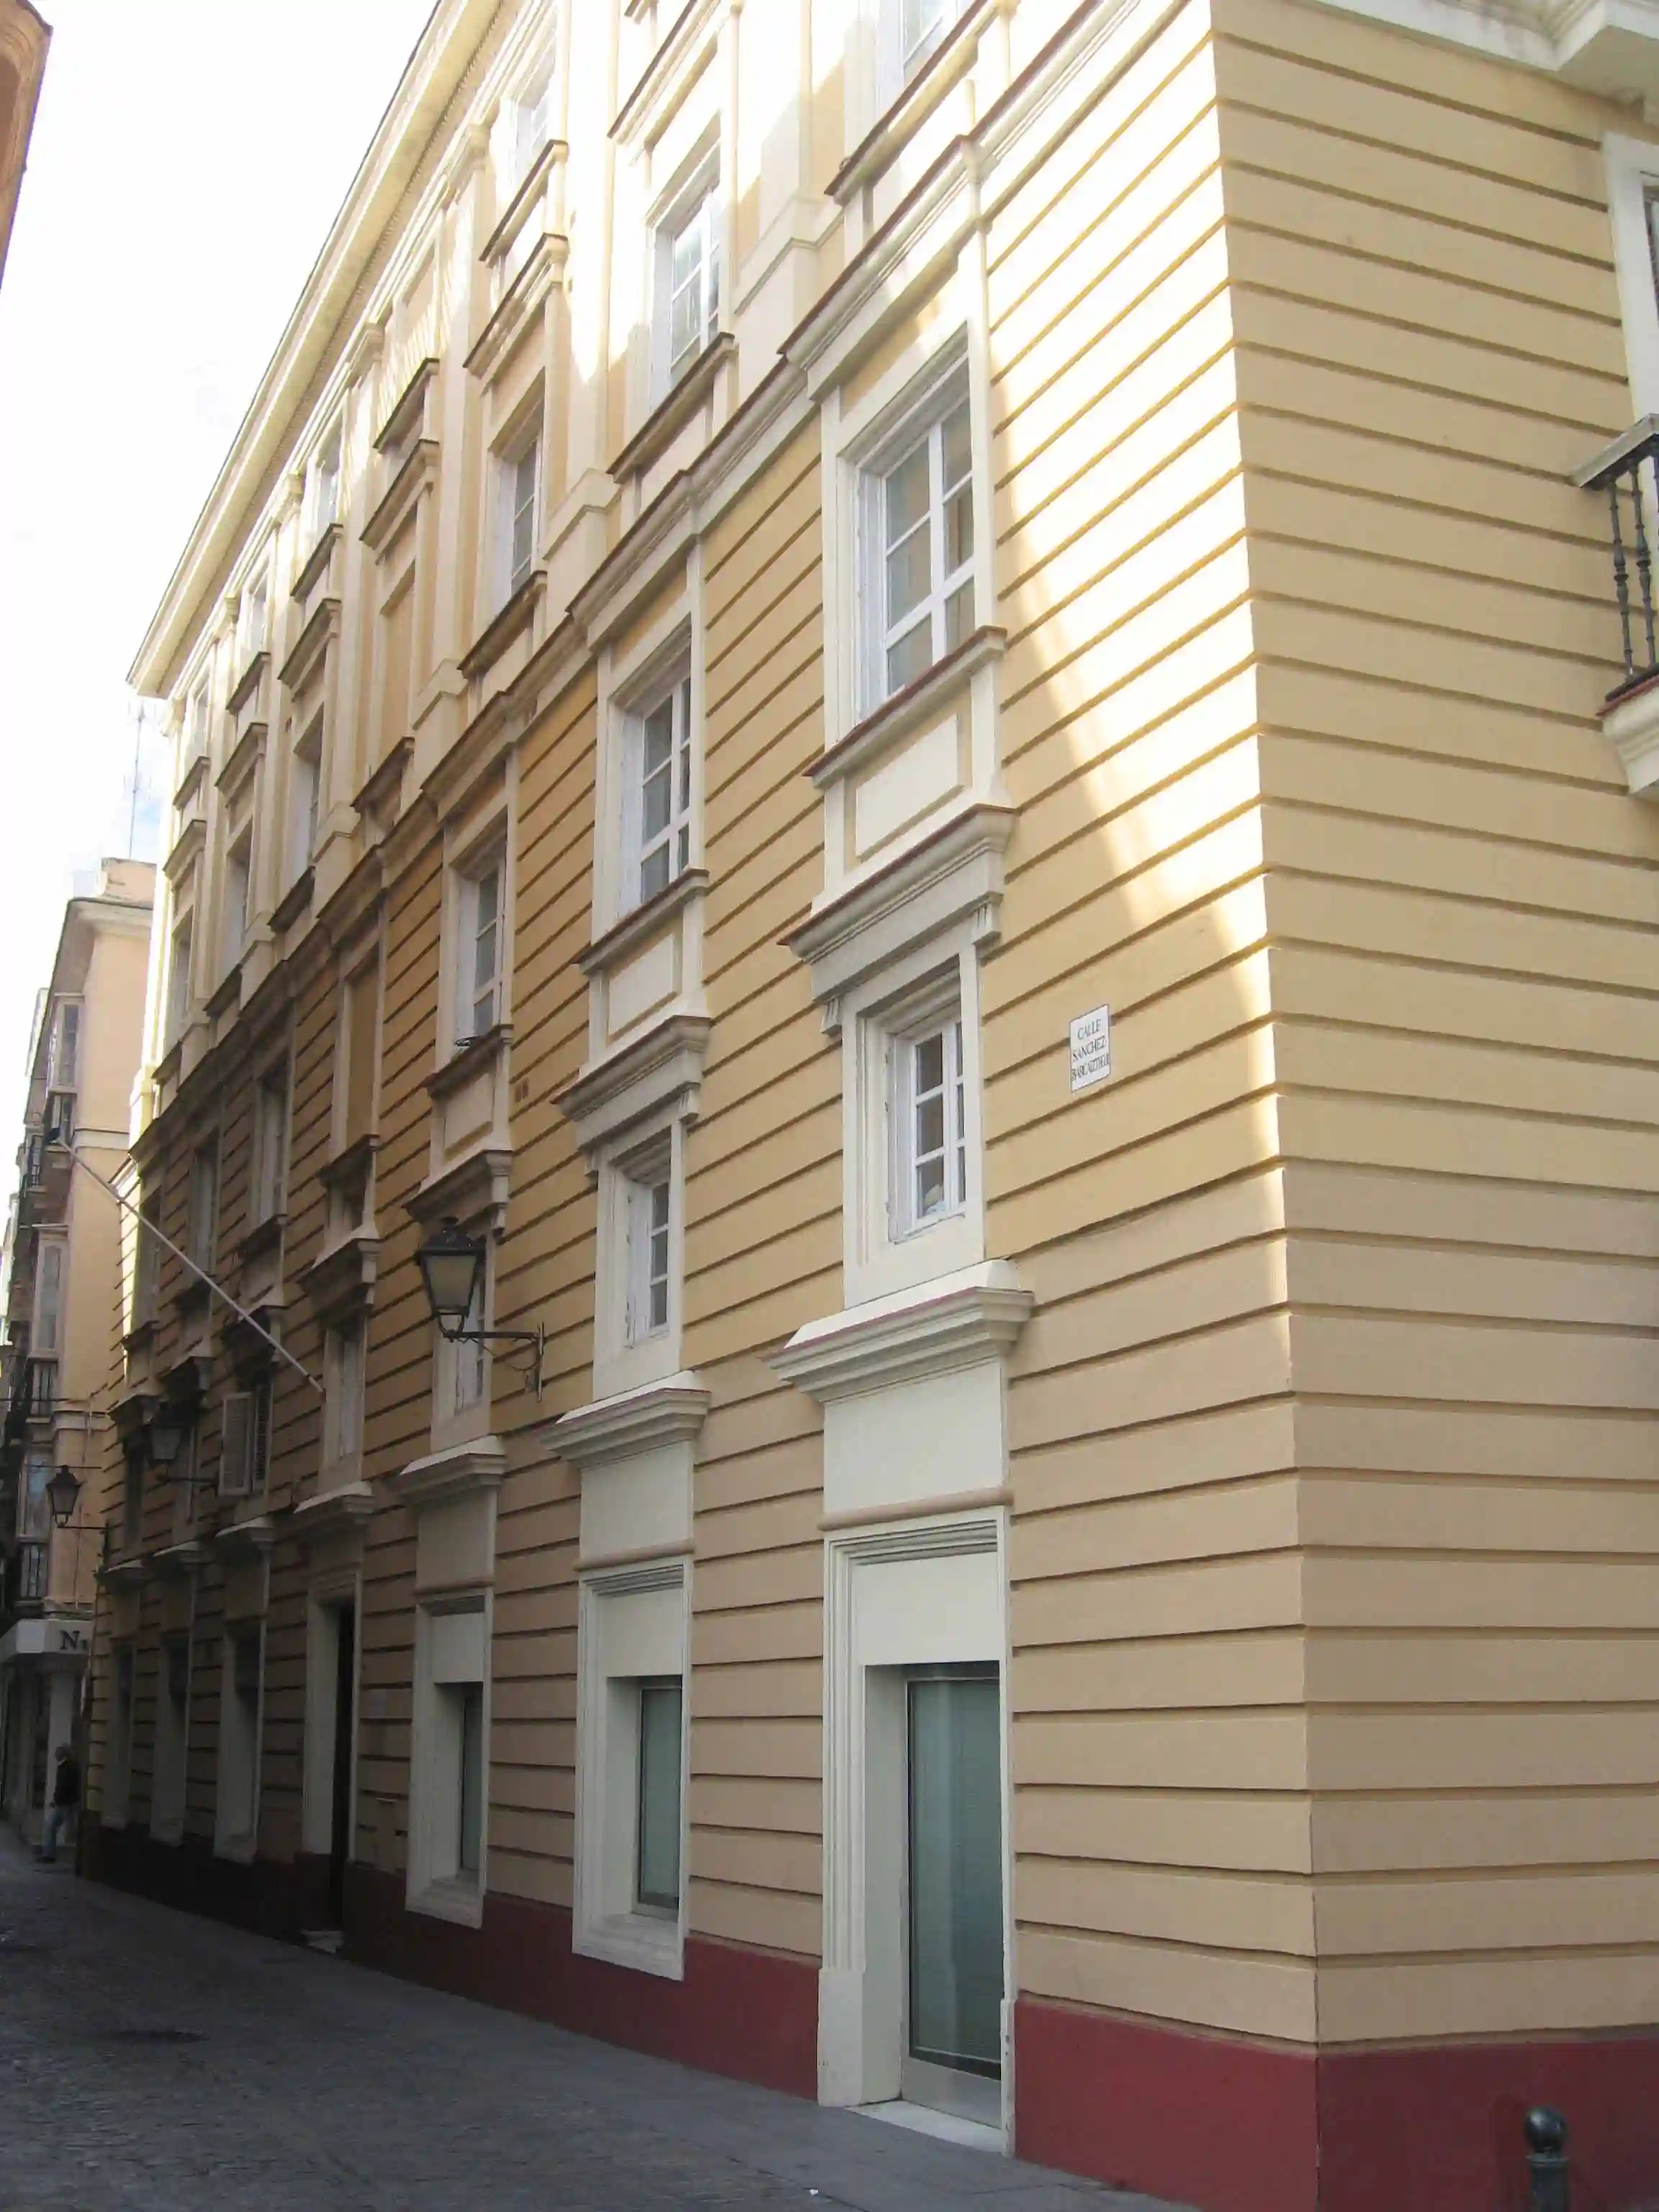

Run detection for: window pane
[[884, 439, 930, 552], [941, 400, 972, 496], [886, 619, 932, 696], [914, 1033, 944, 1093], [902, 0, 951, 73], [944, 580, 974, 654], [885, 528, 930, 631], [639, 842, 670, 903], [458, 1683, 484, 1876], [636, 1678, 683, 1911], [907, 1673, 1003, 2075]]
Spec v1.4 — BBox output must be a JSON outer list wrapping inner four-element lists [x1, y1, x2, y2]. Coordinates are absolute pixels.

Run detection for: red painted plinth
[[1015, 1995, 1659, 2212], [344, 1865, 818, 2100]]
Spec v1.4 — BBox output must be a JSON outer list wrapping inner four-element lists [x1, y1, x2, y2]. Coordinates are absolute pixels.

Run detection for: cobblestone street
[[0, 1833, 1179, 2212]]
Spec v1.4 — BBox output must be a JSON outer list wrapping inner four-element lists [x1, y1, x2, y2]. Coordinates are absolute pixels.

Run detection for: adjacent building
[[0, 0, 48, 295], [0, 860, 154, 1845], [87, 1, 1659, 2207]]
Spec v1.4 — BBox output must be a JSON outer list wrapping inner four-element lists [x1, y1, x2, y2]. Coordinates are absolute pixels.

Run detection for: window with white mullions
[[899, 0, 961, 79], [627, 1166, 672, 1344], [881, 397, 974, 699], [663, 184, 719, 389], [459, 861, 503, 1043], [506, 438, 539, 600], [636, 678, 692, 905], [894, 1015, 966, 1236]]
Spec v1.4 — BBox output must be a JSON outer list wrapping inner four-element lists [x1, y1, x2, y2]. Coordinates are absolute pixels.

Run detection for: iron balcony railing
[[1575, 416, 1659, 702]]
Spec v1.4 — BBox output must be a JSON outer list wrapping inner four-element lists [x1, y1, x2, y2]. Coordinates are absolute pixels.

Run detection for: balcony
[[12, 1360, 56, 1426], [1575, 418, 1659, 795]]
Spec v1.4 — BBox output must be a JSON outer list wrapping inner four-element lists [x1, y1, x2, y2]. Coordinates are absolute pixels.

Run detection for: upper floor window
[[514, 68, 553, 186], [224, 829, 253, 968], [291, 718, 323, 878], [133, 1195, 161, 1329], [625, 1147, 672, 1346], [886, 0, 968, 88], [187, 684, 210, 761], [498, 432, 541, 604], [340, 956, 381, 1154], [48, 1001, 79, 1092], [629, 675, 692, 909], [457, 858, 503, 1046], [188, 1143, 218, 1271], [891, 1009, 966, 1238], [34, 1240, 64, 1355], [220, 1374, 271, 1499], [167, 913, 194, 1044], [325, 1319, 365, 1465], [252, 1064, 288, 1225], [310, 424, 342, 539], [240, 572, 269, 665], [869, 387, 973, 703], [656, 168, 719, 395]]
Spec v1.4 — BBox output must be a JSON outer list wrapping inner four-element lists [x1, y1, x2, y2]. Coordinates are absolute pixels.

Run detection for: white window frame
[[653, 159, 721, 398], [214, 1624, 264, 1861], [223, 827, 253, 968], [624, 1142, 673, 1348], [512, 64, 553, 189], [324, 1318, 366, 1478], [454, 851, 506, 1048], [240, 570, 269, 665], [33, 1237, 65, 1356], [187, 1143, 218, 1272], [290, 716, 323, 880], [1607, 134, 1659, 417], [408, 1597, 491, 1925], [860, 369, 975, 712], [48, 999, 81, 1092], [167, 912, 194, 1044], [595, 1117, 684, 1401], [252, 1063, 289, 1225], [878, 0, 969, 102], [309, 421, 343, 542], [888, 989, 967, 1242], [624, 670, 693, 913], [573, 1563, 689, 1979], [186, 683, 211, 763], [496, 425, 541, 607], [844, 940, 986, 1304]]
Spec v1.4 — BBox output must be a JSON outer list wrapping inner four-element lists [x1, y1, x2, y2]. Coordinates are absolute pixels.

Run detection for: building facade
[[0, 0, 48, 295], [0, 859, 154, 1844], [89, 1, 1659, 2207]]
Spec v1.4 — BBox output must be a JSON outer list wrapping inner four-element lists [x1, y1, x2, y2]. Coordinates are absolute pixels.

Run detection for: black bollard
[[1524, 2108, 1570, 2212]]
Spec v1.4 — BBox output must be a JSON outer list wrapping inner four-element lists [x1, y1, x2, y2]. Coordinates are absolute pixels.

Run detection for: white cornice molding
[[787, 801, 1013, 1025], [772, 1262, 1033, 1401], [556, 1012, 712, 1159], [1309, 0, 1659, 94], [549, 1371, 711, 1470], [214, 1512, 276, 1559], [387, 1436, 507, 1508], [130, 0, 500, 696], [1604, 676, 1659, 796], [292, 1482, 377, 1545]]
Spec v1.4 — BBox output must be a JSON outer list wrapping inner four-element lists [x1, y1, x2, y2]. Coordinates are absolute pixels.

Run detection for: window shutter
[[219, 1392, 252, 1498]]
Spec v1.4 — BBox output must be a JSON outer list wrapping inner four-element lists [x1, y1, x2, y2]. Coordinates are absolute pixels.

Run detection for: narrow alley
[[0, 1838, 1175, 2212]]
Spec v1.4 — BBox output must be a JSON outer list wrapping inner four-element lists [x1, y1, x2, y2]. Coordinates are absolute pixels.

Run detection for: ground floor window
[[904, 1665, 1003, 2108], [573, 1563, 689, 1978], [408, 1601, 489, 1922]]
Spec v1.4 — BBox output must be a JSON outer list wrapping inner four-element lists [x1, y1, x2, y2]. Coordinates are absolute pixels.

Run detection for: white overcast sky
[[0, 0, 436, 1138]]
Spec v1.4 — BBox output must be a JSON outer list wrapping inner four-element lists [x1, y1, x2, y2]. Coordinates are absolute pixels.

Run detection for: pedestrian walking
[[35, 1743, 78, 1864]]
